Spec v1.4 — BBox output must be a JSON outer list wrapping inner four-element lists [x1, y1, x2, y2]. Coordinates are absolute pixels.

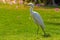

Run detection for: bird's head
[[27, 3, 34, 8]]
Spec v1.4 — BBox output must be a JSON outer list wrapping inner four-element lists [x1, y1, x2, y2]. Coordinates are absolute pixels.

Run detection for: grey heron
[[28, 3, 50, 37]]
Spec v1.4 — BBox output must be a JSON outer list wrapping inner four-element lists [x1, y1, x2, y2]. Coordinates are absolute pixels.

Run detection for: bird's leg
[[40, 25, 46, 35], [36, 24, 40, 39], [35, 23, 39, 35], [40, 26, 50, 37], [36, 24, 46, 35], [36, 26, 39, 35]]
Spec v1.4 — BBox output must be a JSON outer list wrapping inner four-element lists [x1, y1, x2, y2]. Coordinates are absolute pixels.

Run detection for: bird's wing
[[31, 11, 45, 27]]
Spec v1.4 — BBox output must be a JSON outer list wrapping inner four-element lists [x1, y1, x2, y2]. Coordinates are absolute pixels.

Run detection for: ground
[[0, 4, 60, 40]]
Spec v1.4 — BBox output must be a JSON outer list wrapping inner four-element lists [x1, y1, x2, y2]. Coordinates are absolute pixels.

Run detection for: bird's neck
[[30, 7, 33, 14]]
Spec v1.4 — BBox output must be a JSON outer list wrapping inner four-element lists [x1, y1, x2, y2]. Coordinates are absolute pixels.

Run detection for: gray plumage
[[28, 3, 46, 35]]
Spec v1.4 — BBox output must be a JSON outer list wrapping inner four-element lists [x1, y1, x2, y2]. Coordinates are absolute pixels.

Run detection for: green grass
[[0, 4, 60, 40]]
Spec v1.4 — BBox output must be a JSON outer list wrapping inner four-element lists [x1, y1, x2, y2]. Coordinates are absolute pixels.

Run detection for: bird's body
[[29, 3, 44, 27], [31, 11, 45, 27], [28, 3, 50, 37], [30, 7, 45, 35]]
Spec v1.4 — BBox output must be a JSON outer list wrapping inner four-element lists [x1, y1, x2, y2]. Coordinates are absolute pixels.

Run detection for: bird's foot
[[42, 34, 51, 37]]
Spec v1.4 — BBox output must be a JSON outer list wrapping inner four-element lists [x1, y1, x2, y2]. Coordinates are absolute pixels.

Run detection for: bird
[[27, 3, 50, 37]]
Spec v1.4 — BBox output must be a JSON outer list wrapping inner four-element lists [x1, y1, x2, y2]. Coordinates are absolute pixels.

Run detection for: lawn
[[0, 4, 60, 40]]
